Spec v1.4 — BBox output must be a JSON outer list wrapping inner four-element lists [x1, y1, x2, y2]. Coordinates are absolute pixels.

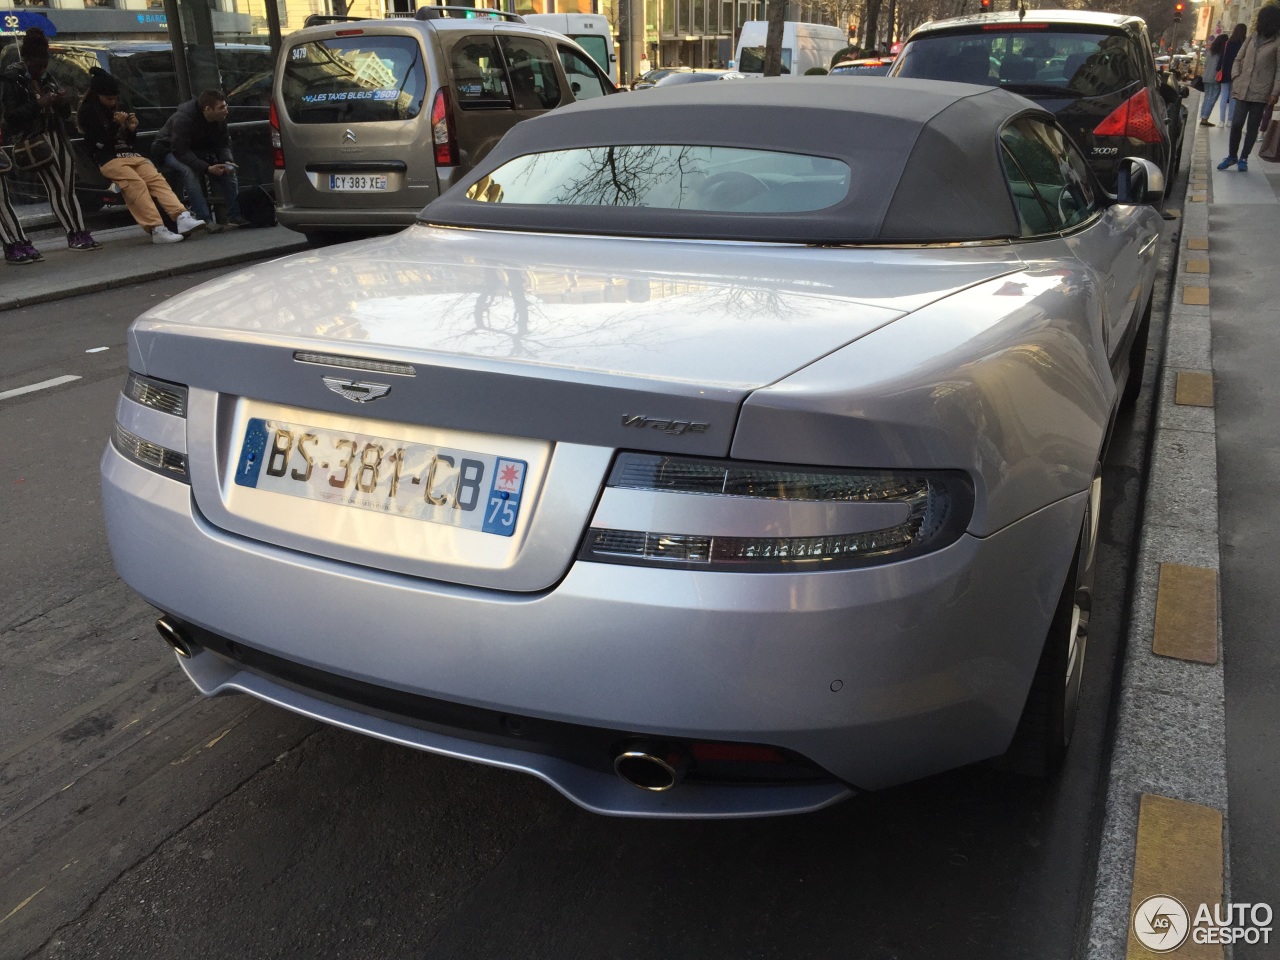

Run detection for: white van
[[733, 21, 848, 76], [522, 13, 618, 85]]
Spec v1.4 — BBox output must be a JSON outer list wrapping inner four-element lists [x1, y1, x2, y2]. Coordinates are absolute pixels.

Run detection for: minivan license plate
[[234, 418, 527, 537], [329, 174, 388, 191]]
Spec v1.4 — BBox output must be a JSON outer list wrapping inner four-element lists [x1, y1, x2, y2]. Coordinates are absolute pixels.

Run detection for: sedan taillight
[[431, 87, 458, 167], [1094, 89, 1164, 144], [580, 453, 973, 571]]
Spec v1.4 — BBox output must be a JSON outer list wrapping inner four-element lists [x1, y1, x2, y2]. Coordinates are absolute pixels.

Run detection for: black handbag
[[1192, 75, 1205, 92]]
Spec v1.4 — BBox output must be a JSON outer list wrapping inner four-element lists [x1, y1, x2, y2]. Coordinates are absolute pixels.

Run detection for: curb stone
[[1085, 124, 1229, 959]]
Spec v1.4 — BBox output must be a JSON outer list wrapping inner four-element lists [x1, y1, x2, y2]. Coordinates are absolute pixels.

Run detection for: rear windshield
[[830, 61, 892, 76], [281, 35, 426, 124], [464, 145, 851, 212], [570, 35, 609, 71], [737, 47, 792, 74], [894, 28, 1141, 98]]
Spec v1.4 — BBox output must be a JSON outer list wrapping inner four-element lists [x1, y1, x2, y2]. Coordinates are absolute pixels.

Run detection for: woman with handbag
[[0, 27, 100, 251], [1218, 6, 1280, 173], [1200, 34, 1229, 126], [0, 125, 44, 265]]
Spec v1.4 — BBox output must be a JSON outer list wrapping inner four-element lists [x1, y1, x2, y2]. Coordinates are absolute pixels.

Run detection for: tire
[[303, 230, 346, 248], [1121, 297, 1153, 408], [1001, 470, 1101, 777]]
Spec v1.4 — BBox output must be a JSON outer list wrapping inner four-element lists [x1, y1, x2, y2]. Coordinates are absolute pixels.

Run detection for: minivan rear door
[[278, 30, 433, 213], [449, 31, 564, 171]]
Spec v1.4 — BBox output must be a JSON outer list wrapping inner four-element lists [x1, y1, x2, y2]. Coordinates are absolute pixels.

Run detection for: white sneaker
[[175, 212, 206, 235], [152, 225, 184, 244]]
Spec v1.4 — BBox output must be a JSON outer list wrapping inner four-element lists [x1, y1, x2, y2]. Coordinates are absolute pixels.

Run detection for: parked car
[[890, 10, 1188, 189], [271, 7, 617, 245], [103, 78, 1163, 818], [734, 20, 849, 76], [638, 68, 742, 88], [0, 40, 274, 212], [829, 56, 896, 76]]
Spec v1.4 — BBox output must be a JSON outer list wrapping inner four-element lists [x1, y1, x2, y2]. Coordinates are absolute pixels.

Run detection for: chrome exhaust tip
[[613, 742, 689, 792], [155, 617, 194, 659]]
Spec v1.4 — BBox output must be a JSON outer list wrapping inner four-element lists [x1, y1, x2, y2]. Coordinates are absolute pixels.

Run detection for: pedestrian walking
[[0, 126, 44, 265], [153, 90, 249, 231], [1217, 6, 1280, 173], [76, 68, 205, 244], [0, 27, 100, 251], [1220, 24, 1249, 124], [1200, 33, 1229, 125]]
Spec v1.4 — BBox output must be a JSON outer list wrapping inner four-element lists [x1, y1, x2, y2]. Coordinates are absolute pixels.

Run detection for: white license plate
[[328, 174, 388, 191], [234, 418, 527, 537]]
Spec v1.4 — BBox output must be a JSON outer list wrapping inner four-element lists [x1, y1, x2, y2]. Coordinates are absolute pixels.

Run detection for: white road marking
[[85, 346, 110, 354], [0, 375, 82, 401]]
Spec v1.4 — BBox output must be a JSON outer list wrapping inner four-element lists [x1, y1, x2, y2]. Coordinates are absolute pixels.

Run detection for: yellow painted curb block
[[1154, 563, 1219, 664]]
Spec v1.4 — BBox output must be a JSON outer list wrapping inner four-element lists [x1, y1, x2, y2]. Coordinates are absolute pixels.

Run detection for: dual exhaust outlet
[[156, 618, 690, 793]]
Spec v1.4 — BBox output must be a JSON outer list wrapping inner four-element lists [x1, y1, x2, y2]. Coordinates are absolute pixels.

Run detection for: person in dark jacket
[[1220, 23, 1248, 123], [154, 90, 247, 229], [77, 67, 204, 243], [0, 27, 100, 250]]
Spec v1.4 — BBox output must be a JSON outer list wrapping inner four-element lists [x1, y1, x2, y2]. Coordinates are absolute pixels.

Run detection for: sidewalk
[[1088, 108, 1280, 958], [1, 215, 309, 312]]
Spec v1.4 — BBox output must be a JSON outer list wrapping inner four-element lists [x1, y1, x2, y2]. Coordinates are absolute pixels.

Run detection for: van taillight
[[1094, 89, 1164, 144], [269, 101, 285, 169], [430, 88, 458, 167]]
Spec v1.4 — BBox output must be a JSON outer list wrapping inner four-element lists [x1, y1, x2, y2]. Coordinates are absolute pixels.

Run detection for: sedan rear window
[[281, 36, 427, 124], [463, 146, 851, 212], [895, 28, 1140, 98]]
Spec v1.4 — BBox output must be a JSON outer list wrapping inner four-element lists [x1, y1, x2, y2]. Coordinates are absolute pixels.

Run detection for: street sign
[[1, 11, 58, 36]]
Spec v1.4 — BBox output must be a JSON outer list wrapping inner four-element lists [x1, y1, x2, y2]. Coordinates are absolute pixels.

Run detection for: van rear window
[[281, 36, 426, 124]]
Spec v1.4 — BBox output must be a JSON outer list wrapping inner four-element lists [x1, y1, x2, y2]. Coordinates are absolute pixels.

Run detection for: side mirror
[[1115, 157, 1165, 206]]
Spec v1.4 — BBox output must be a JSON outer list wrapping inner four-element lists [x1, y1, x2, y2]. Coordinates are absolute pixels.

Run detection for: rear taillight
[[1094, 89, 1164, 144], [430, 88, 458, 167], [269, 100, 284, 169]]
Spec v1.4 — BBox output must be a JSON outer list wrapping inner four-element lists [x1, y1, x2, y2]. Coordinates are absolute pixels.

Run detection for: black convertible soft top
[[421, 77, 1054, 244]]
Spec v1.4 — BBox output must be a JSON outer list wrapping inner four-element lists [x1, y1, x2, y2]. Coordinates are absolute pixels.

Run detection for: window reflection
[[466, 145, 851, 213]]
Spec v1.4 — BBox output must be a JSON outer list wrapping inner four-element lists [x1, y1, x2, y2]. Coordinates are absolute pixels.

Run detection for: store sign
[[136, 12, 168, 26], [0, 11, 58, 36]]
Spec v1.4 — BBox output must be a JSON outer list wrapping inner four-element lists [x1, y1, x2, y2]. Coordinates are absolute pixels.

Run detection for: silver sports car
[[102, 79, 1163, 818]]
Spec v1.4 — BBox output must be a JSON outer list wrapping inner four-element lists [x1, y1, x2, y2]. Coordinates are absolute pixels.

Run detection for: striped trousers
[[20, 130, 87, 235], [0, 174, 23, 245]]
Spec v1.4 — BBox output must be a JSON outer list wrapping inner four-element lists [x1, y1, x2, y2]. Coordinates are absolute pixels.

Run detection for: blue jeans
[[160, 153, 241, 222], [1222, 81, 1233, 122], [1201, 81, 1222, 119]]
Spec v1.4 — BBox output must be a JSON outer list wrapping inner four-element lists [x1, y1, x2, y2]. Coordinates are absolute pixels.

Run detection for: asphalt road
[[0, 253, 1169, 960]]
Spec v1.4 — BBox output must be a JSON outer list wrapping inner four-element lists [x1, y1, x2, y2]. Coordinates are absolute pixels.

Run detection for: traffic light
[[1173, 1, 1184, 21]]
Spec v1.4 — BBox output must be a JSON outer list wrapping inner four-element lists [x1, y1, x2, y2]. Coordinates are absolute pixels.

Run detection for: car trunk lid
[[129, 226, 1023, 591]]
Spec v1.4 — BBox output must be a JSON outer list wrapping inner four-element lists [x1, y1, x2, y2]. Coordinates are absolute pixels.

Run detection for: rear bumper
[[102, 444, 1085, 817], [275, 204, 420, 235]]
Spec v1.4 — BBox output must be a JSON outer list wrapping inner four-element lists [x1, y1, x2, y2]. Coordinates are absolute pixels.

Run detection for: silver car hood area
[[126, 226, 1030, 593], [130, 225, 1027, 458]]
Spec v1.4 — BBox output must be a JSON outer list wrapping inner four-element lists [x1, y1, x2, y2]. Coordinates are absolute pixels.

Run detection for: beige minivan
[[271, 7, 617, 244]]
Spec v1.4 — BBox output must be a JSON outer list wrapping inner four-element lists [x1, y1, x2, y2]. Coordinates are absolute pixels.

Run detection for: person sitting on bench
[[154, 89, 248, 230]]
